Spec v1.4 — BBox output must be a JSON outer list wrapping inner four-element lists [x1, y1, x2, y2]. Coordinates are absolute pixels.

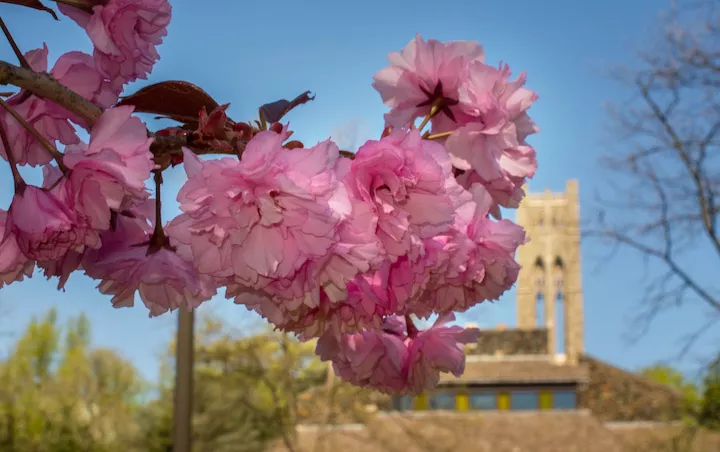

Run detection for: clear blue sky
[[1, 0, 717, 383]]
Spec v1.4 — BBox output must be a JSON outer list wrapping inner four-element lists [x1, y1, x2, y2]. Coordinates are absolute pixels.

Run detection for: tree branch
[[588, 0, 720, 354], [0, 60, 103, 125]]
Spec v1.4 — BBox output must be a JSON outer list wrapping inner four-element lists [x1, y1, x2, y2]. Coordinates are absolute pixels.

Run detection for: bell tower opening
[[515, 180, 584, 365], [534, 256, 545, 328], [554, 256, 565, 356]]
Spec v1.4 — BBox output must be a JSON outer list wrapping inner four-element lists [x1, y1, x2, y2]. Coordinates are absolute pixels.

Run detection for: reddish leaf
[[283, 140, 304, 150], [1, 0, 59, 19], [117, 81, 222, 126], [196, 104, 229, 139], [259, 91, 314, 124]]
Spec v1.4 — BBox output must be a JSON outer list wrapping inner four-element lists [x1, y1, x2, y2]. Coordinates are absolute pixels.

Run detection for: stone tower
[[515, 180, 584, 365]]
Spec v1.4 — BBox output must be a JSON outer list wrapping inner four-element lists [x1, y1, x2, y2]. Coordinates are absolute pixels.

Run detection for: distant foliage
[[0, 308, 143, 452]]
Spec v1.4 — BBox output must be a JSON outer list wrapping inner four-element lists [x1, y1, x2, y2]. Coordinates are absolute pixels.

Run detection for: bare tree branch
[[587, 0, 720, 354]]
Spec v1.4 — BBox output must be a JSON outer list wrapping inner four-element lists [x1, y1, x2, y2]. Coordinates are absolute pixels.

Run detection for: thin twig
[[0, 119, 24, 190], [0, 97, 68, 173], [426, 130, 454, 140], [416, 104, 439, 133]]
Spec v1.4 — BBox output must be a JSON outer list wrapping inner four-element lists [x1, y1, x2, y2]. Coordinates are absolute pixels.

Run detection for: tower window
[[556, 291, 566, 355], [536, 292, 545, 328]]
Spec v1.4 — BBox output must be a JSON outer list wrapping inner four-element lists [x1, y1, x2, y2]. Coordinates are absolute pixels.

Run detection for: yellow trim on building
[[414, 393, 428, 410], [456, 392, 469, 411], [539, 391, 553, 410], [497, 392, 510, 410]]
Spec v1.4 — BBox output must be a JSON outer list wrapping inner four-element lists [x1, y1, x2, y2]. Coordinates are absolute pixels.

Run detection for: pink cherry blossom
[[165, 212, 236, 290], [316, 314, 479, 395], [0, 210, 35, 288], [405, 314, 481, 393], [0, 45, 79, 167], [83, 209, 216, 316], [415, 184, 527, 316], [25, 166, 85, 289], [0, 44, 121, 167], [176, 129, 350, 294], [315, 194, 386, 303], [37, 251, 84, 290], [235, 254, 424, 340], [345, 128, 460, 263], [5, 182, 101, 262], [316, 316, 409, 394], [0, 98, 78, 167], [59, 0, 172, 85], [62, 106, 154, 231], [436, 61, 540, 210], [51, 51, 121, 111], [373, 34, 485, 128], [231, 279, 388, 341], [224, 192, 388, 335]]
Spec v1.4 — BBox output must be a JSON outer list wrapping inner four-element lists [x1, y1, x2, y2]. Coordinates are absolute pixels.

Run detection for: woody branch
[[0, 59, 228, 157]]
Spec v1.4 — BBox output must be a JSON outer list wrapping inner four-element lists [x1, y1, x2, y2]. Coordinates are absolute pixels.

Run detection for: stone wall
[[578, 356, 685, 421], [467, 328, 549, 356]]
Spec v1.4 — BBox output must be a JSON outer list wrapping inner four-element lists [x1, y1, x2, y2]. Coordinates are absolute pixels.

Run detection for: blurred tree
[[135, 315, 326, 452], [698, 362, 720, 430], [0, 308, 145, 452], [640, 364, 702, 419]]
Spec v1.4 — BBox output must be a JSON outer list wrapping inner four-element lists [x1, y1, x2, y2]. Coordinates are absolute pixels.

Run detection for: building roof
[[270, 410, 624, 452], [296, 381, 391, 425], [271, 413, 720, 452], [439, 356, 590, 385]]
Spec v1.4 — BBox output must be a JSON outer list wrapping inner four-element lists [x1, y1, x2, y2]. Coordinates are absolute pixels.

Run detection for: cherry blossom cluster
[[0, 0, 539, 395]]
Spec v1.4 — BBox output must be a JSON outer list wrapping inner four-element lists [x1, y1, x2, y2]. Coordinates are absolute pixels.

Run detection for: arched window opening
[[553, 257, 566, 355], [555, 291, 566, 355], [536, 291, 545, 328], [533, 256, 545, 328]]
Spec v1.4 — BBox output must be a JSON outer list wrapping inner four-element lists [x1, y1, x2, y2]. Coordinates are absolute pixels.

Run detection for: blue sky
[[1, 0, 717, 383]]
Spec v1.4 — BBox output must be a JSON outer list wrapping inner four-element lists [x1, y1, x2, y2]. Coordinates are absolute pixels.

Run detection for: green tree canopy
[[0, 308, 145, 452], [135, 315, 327, 452]]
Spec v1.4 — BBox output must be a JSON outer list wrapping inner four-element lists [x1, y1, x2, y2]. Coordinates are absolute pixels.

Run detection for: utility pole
[[172, 308, 195, 452]]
